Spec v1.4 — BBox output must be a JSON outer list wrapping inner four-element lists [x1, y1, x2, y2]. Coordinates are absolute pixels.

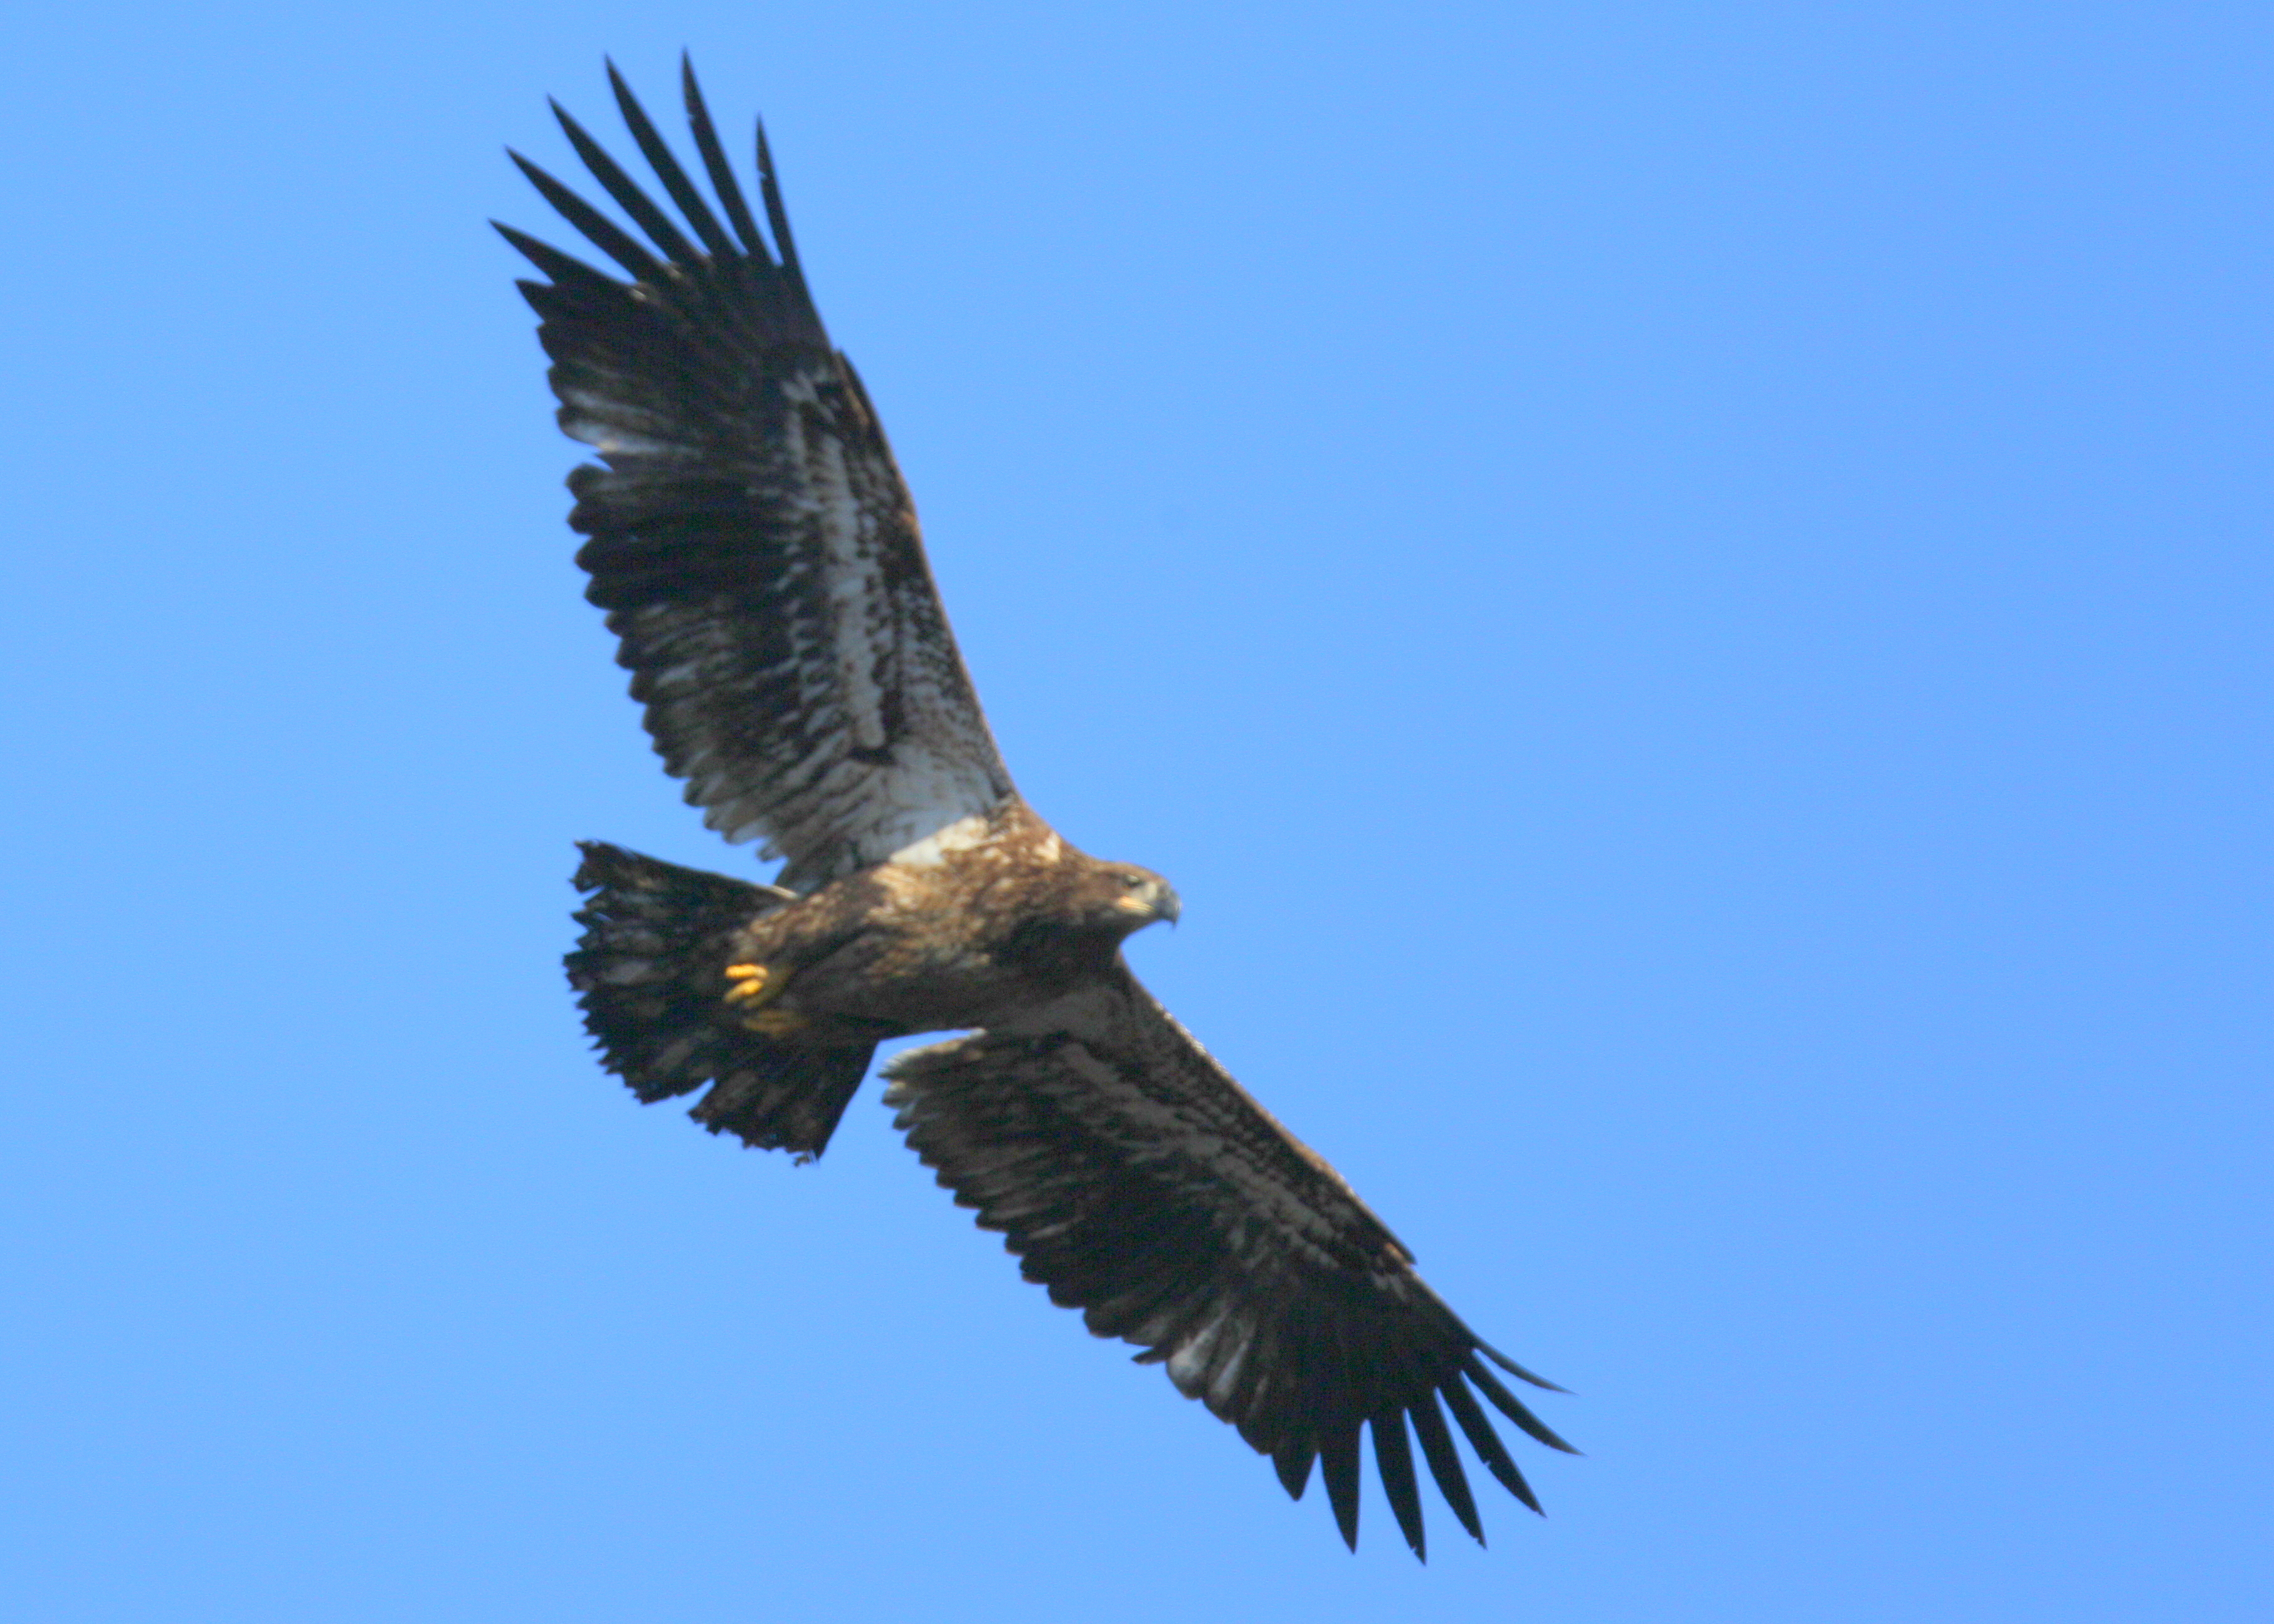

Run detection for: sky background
[[3, 3, 2268, 1619]]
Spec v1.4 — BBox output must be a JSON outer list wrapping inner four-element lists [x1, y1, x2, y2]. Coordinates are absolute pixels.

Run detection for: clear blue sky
[[3, 3, 2266, 1619]]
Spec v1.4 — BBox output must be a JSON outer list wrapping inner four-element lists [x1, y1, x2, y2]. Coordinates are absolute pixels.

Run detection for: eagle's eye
[[1123, 873, 1145, 888]]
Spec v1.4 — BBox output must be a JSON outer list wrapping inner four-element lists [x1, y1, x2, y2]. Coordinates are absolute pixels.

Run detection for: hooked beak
[[1114, 878, 1182, 928]]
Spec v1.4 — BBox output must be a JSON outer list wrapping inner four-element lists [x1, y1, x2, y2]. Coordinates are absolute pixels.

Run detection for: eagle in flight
[[501, 60, 1575, 1560]]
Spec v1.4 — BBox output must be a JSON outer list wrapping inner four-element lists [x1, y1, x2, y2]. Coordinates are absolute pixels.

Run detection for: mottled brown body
[[721, 800, 1181, 1045]]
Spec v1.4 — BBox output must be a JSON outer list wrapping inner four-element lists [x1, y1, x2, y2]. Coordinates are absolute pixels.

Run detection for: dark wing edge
[[880, 968, 1576, 1561], [499, 60, 1015, 892]]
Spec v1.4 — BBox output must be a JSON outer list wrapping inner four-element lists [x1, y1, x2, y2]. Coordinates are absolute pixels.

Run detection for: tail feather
[[566, 841, 875, 1159]]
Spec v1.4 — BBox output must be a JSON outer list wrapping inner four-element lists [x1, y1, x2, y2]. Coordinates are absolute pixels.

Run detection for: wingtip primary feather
[[1410, 1391, 1486, 1547], [490, 218, 611, 287], [607, 56, 740, 261], [1272, 1440, 1314, 1502], [1441, 1375, 1545, 1516], [753, 116, 810, 299], [680, 53, 769, 260], [1319, 1425, 1362, 1552], [509, 148, 664, 282], [1478, 1339, 1572, 1394], [1371, 1410, 1428, 1563], [1462, 1351, 1581, 1455], [549, 96, 701, 267]]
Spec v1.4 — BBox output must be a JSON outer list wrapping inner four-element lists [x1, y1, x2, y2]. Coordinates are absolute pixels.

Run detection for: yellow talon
[[725, 962, 801, 1030], [722, 964, 775, 1004]]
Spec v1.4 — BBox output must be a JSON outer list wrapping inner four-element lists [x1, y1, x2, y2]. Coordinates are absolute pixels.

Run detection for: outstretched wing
[[881, 968, 1575, 1560], [501, 61, 1015, 892]]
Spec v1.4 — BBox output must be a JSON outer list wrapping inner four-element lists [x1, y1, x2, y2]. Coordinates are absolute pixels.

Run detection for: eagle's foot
[[724, 964, 808, 1035], [722, 962, 781, 1006]]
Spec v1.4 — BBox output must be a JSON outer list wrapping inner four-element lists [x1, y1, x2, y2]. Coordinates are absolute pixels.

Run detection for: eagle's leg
[[744, 1005, 808, 1036]]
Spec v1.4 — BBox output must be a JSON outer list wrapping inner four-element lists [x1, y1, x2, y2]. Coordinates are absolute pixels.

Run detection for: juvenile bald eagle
[[502, 60, 1574, 1559]]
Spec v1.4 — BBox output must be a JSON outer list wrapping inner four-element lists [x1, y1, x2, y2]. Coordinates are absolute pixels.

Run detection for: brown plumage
[[508, 59, 1574, 1559]]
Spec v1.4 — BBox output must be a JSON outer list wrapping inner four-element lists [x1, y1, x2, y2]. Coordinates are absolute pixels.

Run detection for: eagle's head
[[1094, 863, 1182, 934], [998, 857, 1183, 981]]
